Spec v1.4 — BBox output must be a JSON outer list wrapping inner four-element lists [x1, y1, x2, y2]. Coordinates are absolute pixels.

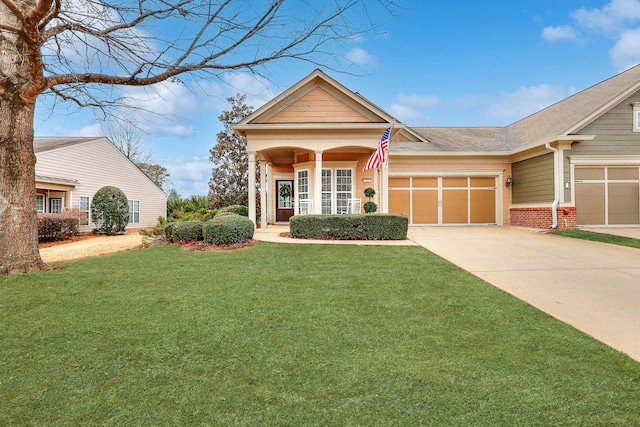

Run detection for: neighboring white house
[[34, 137, 167, 231]]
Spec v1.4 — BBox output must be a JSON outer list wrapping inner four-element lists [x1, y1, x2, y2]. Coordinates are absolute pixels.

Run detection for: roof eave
[[508, 135, 596, 155]]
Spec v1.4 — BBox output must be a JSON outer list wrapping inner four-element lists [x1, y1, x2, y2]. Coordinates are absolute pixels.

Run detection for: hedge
[[217, 205, 249, 217], [170, 220, 203, 242], [38, 211, 79, 242], [203, 213, 254, 245], [289, 214, 408, 240]]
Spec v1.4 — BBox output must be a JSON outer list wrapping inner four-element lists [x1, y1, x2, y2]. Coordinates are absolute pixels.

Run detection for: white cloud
[[345, 48, 375, 66], [396, 93, 442, 109], [610, 28, 640, 69], [453, 94, 483, 109], [486, 84, 574, 119], [117, 80, 200, 136], [387, 92, 440, 124], [541, 25, 580, 42], [572, 0, 640, 34], [163, 156, 212, 197], [546, 0, 640, 68], [53, 123, 103, 136]]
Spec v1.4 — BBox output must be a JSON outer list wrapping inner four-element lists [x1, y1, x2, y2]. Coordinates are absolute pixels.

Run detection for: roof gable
[[241, 69, 392, 126], [264, 85, 374, 124]]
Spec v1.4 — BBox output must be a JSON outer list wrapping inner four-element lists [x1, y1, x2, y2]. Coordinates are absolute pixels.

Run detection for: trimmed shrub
[[217, 205, 249, 217], [289, 214, 408, 240], [171, 220, 203, 242], [203, 213, 254, 245], [364, 201, 378, 214], [91, 186, 129, 235], [37, 210, 80, 241]]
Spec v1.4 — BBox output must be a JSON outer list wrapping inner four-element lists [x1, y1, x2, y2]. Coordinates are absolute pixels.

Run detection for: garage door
[[389, 176, 497, 225], [575, 166, 640, 226]]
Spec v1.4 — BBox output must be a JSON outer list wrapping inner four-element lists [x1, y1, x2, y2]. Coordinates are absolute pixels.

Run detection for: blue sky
[[34, 0, 640, 197]]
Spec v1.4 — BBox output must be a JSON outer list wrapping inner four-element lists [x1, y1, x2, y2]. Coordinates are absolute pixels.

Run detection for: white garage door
[[389, 176, 498, 225]]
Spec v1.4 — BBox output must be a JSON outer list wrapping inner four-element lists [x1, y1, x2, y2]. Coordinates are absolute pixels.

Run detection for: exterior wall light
[[505, 176, 513, 187]]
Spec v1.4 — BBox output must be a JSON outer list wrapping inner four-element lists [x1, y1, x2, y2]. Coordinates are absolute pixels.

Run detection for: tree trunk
[[0, 96, 48, 274]]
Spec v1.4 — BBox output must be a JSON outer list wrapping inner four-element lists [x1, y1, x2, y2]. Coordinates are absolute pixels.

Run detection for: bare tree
[[104, 121, 171, 191], [0, 0, 395, 274], [104, 122, 153, 166]]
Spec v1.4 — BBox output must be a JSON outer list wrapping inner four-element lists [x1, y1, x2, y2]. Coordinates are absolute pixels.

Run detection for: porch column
[[381, 162, 389, 213], [248, 151, 257, 225], [260, 160, 267, 227], [314, 150, 323, 214]]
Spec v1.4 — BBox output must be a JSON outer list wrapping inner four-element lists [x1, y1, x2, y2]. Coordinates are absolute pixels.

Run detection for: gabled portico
[[233, 69, 416, 226]]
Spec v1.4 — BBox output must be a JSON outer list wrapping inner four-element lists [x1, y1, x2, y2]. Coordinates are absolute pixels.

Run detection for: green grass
[[1, 243, 639, 426], [552, 229, 640, 249]]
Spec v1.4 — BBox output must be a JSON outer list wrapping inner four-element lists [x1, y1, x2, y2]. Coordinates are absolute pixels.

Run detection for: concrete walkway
[[256, 225, 640, 362], [408, 227, 640, 362]]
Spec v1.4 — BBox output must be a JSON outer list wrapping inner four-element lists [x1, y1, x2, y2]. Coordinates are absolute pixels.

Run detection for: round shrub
[[91, 186, 129, 235], [217, 205, 249, 217], [364, 201, 378, 213], [203, 213, 254, 245], [171, 220, 203, 242]]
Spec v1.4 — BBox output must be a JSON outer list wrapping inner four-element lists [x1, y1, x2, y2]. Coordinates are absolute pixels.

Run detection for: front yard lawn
[[1, 243, 639, 426]]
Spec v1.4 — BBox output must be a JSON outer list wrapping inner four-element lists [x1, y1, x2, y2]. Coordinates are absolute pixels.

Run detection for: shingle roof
[[399, 127, 507, 153], [504, 63, 640, 150], [392, 64, 640, 154], [33, 137, 99, 153]]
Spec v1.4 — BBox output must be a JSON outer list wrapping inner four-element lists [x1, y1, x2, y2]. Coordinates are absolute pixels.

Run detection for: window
[[49, 198, 62, 214], [36, 194, 44, 213], [321, 169, 332, 214], [128, 200, 140, 224], [336, 169, 353, 214], [79, 196, 90, 225], [633, 103, 640, 132], [297, 170, 309, 201], [320, 168, 354, 214]]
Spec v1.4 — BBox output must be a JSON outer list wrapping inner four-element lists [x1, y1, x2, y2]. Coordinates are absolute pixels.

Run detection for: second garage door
[[574, 166, 640, 226], [389, 176, 498, 225]]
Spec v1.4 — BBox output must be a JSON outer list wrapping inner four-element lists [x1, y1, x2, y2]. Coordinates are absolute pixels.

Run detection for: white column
[[314, 151, 323, 214], [260, 160, 267, 226], [248, 151, 257, 226], [381, 163, 389, 213]]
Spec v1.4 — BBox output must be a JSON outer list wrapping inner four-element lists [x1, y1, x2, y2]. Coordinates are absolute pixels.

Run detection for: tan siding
[[36, 139, 166, 230], [512, 154, 554, 204], [266, 86, 370, 123]]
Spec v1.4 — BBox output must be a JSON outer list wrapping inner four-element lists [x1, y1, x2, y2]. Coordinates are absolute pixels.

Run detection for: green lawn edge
[[552, 229, 640, 249]]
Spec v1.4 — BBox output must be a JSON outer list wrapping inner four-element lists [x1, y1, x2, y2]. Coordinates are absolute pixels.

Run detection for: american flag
[[363, 126, 391, 171]]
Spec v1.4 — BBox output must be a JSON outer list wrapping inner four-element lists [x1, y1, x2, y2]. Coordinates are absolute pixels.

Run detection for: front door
[[276, 180, 294, 222]]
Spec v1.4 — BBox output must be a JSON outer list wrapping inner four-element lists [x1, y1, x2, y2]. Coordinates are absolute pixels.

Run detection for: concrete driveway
[[408, 227, 640, 362]]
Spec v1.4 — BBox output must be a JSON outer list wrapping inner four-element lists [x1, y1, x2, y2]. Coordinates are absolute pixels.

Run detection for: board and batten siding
[[511, 153, 554, 204], [35, 138, 166, 229]]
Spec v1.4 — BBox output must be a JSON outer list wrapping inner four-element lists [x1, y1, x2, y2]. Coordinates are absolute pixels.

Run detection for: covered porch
[[35, 175, 78, 215], [248, 143, 390, 226]]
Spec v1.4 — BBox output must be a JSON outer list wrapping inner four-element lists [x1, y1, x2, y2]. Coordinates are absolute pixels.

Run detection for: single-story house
[[233, 67, 640, 229], [35, 137, 167, 231]]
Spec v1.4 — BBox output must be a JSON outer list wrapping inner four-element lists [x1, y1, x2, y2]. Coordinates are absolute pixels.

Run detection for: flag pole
[[382, 120, 394, 213]]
